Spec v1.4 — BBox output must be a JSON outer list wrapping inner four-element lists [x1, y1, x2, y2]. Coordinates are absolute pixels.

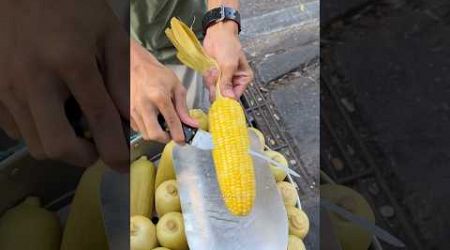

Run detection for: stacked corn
[[165, 18, 255, 216]]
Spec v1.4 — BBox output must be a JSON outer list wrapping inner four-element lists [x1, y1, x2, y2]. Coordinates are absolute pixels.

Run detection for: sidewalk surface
[[240, 1, 320, 248]]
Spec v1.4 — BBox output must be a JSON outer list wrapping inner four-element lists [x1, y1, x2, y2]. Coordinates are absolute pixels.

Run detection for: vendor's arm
[[203, 0, 254, 101], [130, 39, 198, 143]]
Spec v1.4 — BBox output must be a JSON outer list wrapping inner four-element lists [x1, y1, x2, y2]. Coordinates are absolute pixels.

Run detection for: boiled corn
[[209, 97, 255, 216]]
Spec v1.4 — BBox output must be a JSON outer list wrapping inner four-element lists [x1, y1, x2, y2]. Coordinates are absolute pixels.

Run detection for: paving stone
[[242, 21, 319, 61], [256, 43, 319, 84], [271, 66, 319, 179], [271, 66, 319, 250], [241, 1, 319, 38], [240, 1, 320, 249], [241, 0, 315, 18]]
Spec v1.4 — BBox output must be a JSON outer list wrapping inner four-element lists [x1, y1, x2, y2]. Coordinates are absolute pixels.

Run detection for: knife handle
[[157, 114, 198, 143], [65, 95, 198, 144], [64, 96, 130, 143]]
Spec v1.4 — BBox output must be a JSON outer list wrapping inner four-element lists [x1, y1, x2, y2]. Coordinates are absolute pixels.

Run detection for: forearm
[[131, 38, 162, 67], [207, 0, 239, 10]]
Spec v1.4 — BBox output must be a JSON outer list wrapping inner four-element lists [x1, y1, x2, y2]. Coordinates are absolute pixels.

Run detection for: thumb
[[219, 63, 237, 99]]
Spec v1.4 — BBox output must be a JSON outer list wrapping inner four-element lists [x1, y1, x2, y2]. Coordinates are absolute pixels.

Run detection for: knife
[[321, 198, 406, 248]]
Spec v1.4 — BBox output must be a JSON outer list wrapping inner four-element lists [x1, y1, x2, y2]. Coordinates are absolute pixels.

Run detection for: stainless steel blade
[[173, 131, 288, 250], [100, 168, 130, 250], [321, 198, 406, 248], [190, 129, 214, 150]]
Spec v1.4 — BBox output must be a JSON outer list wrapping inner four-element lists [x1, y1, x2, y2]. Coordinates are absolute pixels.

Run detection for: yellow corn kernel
[[209, 97, 255, 216]]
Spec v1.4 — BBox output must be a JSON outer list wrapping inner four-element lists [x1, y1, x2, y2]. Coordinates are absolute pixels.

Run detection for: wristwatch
[[202, 5, 241, 35]]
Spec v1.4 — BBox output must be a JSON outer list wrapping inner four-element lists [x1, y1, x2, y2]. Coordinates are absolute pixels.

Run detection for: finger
[[28, 78, 97, 167], [232, 74, 251, 98], [103, 28, 130, 120], [220, 62, 238, 99], [62, 58, 128, 170], [0, 101, 21, 140], [131, 106, 148, 139], [233, 82, 247, 99], [209, 84, 216, 102], [174, 86, 198, 128], [202, 70, 212, 89], [238, 52, 253, 78], [233, 53, 253, 98], [155, 96, 185, 144], [1, 93, 46, 159], [203, 67, 219, 90], [203, 68, 219, 102], [130, 117, 138, 132], [139, 104, 170, 143]]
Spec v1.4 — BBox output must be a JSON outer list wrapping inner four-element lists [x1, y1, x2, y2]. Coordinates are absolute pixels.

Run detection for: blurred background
[[322, 0, 450, 249]]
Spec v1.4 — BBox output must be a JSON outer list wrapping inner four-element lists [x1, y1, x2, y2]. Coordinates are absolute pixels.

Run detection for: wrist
[[131, 39, 163, 67], [206, 20, 239, 36]]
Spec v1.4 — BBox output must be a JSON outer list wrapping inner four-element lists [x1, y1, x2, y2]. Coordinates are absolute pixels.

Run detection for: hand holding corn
[[202, 21, 254, 101]]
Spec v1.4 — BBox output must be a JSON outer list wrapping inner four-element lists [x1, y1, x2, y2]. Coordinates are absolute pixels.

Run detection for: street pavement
[[240, 1, 320, 248]]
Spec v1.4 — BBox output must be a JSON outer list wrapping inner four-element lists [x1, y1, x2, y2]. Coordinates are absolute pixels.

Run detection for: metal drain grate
[[241, 79, 317, 195]]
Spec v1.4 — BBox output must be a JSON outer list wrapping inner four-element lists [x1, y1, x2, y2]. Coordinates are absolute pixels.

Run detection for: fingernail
[[210, 69, 218, 77], [191, 119, 199, 127], [224, 89, 235, 98], [174, 138, 186, 145]]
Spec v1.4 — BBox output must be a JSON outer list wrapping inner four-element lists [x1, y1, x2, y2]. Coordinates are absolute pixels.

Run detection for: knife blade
[[321, 198, 406, 248]]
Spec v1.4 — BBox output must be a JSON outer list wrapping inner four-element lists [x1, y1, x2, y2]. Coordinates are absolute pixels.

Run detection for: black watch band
[[202, 5, 241, 35]]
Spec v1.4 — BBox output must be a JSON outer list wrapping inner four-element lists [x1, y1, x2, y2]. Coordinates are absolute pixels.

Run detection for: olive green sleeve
[[130, 0, 206, 64]]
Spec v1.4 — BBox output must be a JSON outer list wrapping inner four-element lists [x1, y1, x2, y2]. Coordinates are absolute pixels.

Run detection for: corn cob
[[208, 97, 255, 215], [165, 18, 255, 216], [155, 141, 176, 189], [131, 156, 156, 217]]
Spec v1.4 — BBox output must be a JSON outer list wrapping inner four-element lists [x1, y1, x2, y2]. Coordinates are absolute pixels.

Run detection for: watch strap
[[202, 5, 241, 35]]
